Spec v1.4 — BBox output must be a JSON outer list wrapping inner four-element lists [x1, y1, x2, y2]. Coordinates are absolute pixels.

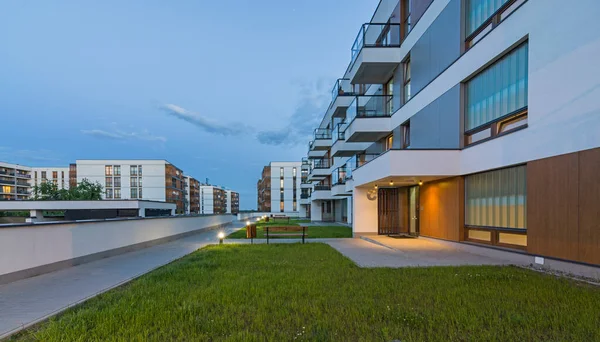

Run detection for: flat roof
[[0, 200, 176, 211]]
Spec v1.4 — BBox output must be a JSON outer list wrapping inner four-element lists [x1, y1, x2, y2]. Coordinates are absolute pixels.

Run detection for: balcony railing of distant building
[[0, 170, 16, 176], [312, 158, 331, 169], [314, 184, 331, 191], [346, 95, 394, 124], [300, 193, 310, 199], [350, 23, 401, 65], [332, 166, 347, 186]]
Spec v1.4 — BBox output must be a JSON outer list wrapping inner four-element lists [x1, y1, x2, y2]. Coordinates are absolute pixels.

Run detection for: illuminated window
[[403, 58, 411, 103], [105, 166, 112, 176], [385, 134, 394, 151], [114, 188, 121, 199]]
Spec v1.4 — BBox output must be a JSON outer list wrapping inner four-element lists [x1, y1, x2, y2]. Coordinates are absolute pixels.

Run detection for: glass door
[[409, 186, 419, 235]]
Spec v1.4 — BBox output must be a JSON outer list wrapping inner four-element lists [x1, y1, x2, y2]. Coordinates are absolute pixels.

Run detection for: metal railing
[[351, 23, 401, 64], [347, 95, 394, 123], [314, 128, 332, 140], [312, 158, 331, 169]]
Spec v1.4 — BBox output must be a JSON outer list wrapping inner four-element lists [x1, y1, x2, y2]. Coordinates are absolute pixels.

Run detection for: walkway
[[327, 236, 527, 267], [0, 222, 244, 339]]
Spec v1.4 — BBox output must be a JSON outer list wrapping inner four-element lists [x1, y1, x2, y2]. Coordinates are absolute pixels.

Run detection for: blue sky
[[0, 0, 379, 209]]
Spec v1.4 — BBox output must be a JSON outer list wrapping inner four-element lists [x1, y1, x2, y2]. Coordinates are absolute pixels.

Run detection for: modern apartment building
[[0, 162, 31, 200], [76, 160, 187, 214], [226, 190, 240, 215], [303, 0, 600, 266], [185, 176, 200, 214], [256, 162, 303, 215], [200, 184, 228, 214], [31, 167, 70, 190]]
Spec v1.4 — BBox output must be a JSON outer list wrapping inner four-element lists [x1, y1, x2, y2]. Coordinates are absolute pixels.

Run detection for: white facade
[[76, 160, 167, 201], [200, 185, 215, 214], [268, 162, 302, 214], [31, 167, 69, 190]]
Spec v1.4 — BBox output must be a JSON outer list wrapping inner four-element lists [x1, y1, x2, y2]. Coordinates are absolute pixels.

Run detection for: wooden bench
[[265, 226, 308, 244]]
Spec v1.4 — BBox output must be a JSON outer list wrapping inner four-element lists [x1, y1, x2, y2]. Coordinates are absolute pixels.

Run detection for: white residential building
[[200, 184, 227, 215], [31, 167, 70, 190], [0, 162, 31, 200], [75, 160, 187, 214], [257, 162, 303, 216], [301, 0, 600, 267]]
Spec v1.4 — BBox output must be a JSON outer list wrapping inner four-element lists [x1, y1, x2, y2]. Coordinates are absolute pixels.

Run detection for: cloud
[[256, 78, 331, 146], [161, 104, 246, 136], [81, 129, 167, 143]]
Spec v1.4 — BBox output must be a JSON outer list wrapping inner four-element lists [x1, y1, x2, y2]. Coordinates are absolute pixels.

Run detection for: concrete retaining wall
[[0, 214, 234, 284], [237, 212, 301, 221]]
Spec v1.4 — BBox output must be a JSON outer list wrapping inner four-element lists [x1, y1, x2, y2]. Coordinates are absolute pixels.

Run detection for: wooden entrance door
[[378, 188, 400, 235]]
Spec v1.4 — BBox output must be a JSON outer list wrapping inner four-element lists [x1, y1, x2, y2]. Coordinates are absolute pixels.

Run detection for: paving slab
[[0, 222, 244, 339]]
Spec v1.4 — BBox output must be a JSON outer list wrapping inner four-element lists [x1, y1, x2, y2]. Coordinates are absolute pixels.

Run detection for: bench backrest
[[267, 226, 305, 232]]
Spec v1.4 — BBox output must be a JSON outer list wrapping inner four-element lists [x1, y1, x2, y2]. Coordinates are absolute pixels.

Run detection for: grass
[[226, 220, 352, 239], [13, 244, 600, 341]]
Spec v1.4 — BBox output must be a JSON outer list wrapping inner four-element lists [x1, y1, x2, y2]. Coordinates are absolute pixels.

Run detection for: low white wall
[[237, 212, 301, 221], [0, 215, 233, 278]]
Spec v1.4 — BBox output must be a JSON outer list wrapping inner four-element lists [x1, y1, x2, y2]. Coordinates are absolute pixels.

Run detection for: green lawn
[[13, 244, 600, 341], [226, 223, 352, 239]]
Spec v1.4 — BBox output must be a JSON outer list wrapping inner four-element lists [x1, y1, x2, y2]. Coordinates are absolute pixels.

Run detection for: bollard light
[[246, 221, 250, 226], [218, 231, 225, 244]]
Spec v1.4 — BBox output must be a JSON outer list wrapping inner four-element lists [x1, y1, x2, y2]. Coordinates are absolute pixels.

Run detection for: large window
[[105, 165, 112, 176], [465, 165, 527, 247], [465, 0, 526, 48], [403, 58, 411, 104], [465, 42, 528, 145]]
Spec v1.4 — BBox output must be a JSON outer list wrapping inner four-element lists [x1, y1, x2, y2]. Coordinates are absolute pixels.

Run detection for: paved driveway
[[326, 236, 527, 268]]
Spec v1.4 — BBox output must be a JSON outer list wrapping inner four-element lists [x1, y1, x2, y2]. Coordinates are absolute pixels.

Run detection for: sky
[[0, 0, 379, 209]]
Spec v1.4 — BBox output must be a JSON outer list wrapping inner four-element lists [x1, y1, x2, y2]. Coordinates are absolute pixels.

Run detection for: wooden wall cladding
[[527, 147, 600, 265], [419, 177, 463, 241]]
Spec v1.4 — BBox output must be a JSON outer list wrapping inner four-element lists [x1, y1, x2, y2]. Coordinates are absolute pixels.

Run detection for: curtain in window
[[465, 42, 528, 130], [466, 165, 527, 229], [466, 0, 510, 36]]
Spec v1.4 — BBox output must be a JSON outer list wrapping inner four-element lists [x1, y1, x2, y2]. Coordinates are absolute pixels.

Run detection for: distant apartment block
[[185, 176, 200, 215], [256, 162, 304, 215], [200, 184, 227, 214], [300, 0, 600, 266], [75, 160, 187, 214], [31, 167, 70, 190], [0, 162, 31, 200], [226, 190, 240, 215]]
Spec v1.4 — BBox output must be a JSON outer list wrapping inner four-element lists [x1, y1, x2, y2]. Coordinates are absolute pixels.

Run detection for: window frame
[[465, 0, 527, 50]]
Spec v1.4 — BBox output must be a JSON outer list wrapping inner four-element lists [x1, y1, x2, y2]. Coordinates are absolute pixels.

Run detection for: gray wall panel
[[409, 85, 460, 149], [411, 0, 461, 94]]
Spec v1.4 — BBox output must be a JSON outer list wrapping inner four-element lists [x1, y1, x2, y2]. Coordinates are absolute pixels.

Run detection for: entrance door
[[378, 188, 400, 235], [409, 186, 419, 235]]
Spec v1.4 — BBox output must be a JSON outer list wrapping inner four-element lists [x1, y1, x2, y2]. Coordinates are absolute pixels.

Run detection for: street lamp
[[218, 231, 225, 244]]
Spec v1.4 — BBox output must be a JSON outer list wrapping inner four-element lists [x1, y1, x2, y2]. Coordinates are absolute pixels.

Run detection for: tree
[[31, 178, 103, 201]]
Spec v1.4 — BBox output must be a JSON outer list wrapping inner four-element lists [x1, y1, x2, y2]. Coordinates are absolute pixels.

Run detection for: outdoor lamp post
[[218, 232, 225, 244]]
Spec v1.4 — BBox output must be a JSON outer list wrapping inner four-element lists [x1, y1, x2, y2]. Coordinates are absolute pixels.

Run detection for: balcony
[[348, 23, 402, 84], [301, 180, 312, 189], [352, 149, 461, 187], [331, 167, 351, 197], [330, 122, 372, 157], [312, 185, 333, 201], [345, 95, 393, 142], [309, 128, 332, 151], [328, 78, 358, 119], [308, 158, 331, 180]]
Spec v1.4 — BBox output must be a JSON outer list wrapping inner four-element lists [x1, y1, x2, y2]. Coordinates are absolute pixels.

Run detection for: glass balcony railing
[[354, 153, 381, 169], [351, 23, 401, 64], [332, 167, 348, 186], [312, 158, 331, 169], [332, 122, 348, 141], [346, 95, 394, 123], [345, 157, 355, 179], [314, 128, 331, 140], [331, 78, 355, 102], [314, 185, 331, 191]]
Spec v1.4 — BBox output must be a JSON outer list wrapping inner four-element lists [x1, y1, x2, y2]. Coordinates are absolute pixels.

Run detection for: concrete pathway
[[328, 236, 527, 267], [0, 222, 244, 339]]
